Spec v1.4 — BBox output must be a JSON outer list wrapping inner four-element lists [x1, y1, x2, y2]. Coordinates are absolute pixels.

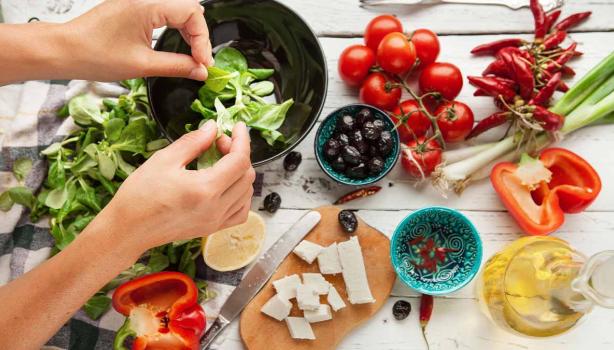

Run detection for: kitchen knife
[[200, 210, 322, 349], [359, 0, 564, 11]]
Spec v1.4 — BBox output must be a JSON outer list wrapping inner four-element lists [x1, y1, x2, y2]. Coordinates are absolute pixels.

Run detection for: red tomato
[[401, 137, 443, 178], [338, 45, 376, 87], [377, 32, 417, 75], [364, 14, 403, 52], [419, 62, 464, 100], [359, 72, 402, 111], [411, 29, 440, 68], [435, 101, 475, 143], [391, 100, 431, 142]]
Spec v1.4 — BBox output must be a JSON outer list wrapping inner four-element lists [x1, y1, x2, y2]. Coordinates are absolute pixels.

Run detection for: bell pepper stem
[[113, 318, 136, 350]]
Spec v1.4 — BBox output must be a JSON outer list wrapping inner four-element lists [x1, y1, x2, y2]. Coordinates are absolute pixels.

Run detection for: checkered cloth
[[0, 81, 248, 349]]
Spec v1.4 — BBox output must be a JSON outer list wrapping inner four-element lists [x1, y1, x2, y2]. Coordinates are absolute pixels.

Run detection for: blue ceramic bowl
[[314, 104, 400, 186], [390, 207, 483, 295]]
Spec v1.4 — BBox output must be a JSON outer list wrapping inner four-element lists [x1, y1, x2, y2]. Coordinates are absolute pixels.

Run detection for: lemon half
[[202, 211, 266, 272]]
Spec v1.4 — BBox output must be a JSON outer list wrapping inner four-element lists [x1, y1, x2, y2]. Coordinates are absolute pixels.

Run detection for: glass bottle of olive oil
[[477, 236, 614, 337]]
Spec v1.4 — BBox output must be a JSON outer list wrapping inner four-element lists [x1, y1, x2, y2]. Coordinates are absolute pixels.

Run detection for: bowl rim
[[146, 0, 328, 168], [314, 103, 400, 186], [390, 206, 483, 295]]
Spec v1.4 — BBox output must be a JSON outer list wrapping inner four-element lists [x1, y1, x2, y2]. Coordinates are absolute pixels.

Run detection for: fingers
[[208, 122, 252, 183], [216, 134, 232, 155], [223, 201, 251, 229], [144, 50, 208, 80], [222, 167, 256, 203], [229, 122, 251, 155], [158, 120, 217, 167]]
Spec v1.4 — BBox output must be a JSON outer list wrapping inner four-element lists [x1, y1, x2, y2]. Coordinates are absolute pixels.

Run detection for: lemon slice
[[202, 211, 266, 272]]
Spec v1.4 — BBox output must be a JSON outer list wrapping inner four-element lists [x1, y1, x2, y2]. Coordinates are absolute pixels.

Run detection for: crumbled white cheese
[[293, 240, 324, 264], [327, 284, 347, 312], [260, 294, 292, 321], [317, 243, 343, 274], [296, 284, 320, 311], [302, 273, 330, 295], [273, 274, 301, 300], [337, 236, 375, 304], [285, 317, 316, 340], [303, 304, 332, 323]]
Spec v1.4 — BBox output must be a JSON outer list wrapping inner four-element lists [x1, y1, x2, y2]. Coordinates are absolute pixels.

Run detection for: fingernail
[[189, 65, 207, 81], [199, 119, 215, 131]]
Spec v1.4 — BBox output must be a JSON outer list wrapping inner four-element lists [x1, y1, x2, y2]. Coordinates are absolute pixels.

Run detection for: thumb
[[145, 50, 208, 80], [160, 120, 217, 167]]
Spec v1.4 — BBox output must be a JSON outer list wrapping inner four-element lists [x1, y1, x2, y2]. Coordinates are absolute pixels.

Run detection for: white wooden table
[[218, 1, 614, 349]]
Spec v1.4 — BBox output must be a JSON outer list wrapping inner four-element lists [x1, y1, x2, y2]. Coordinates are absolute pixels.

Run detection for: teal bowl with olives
[[314, 104, 400, 186]]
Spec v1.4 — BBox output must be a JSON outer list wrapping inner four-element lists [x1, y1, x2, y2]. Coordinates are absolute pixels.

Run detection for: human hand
[[101, 120, 255, 252], [61, 0, 213, 81]]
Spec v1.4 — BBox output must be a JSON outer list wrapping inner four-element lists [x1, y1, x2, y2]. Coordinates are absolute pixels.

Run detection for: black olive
[[362, 121, 381, 141], [346, 162, 367, 179], [368, 156, 385, 175], [342, 145, 362, 165], [369, 144, 381, 157], [336, 133, 350, 146], [263, 192, 281, 213], [331, 155, 346, 172], [283, 151, 302, 171], [354, 140, 370, 155], [377, 131, 394, 156], [392, 300, 412, 320], [324, 138, 341, 160], [372, 119, 385, 131], [350, 129, 363, 144], [338, 210, 358, 233], [355, 108, 374, 126], [337, 114, 355, 133]]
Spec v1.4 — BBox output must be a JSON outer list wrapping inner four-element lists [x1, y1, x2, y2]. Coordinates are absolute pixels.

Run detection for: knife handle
[[200, 317, 230, 350]]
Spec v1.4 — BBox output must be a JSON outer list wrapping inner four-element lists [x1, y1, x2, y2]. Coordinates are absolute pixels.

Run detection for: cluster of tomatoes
[[337, 15, 474, 179]]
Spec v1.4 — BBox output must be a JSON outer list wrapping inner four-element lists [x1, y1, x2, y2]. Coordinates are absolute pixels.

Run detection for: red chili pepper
[[466, 112, 509, 139], [545, 9, 562, 33], [490, 76, 518, 90], [419, 294, 434, 349], [560, 65, 576, 76], [334, 186, 382, 204], [491, 149, 601, 235], [530, 0, 547, 40], [532, 105, 564, 131], [503, 51, 535, 100], [555, 12, 592, 32], [530, 72, 561, 106], [473, 88, 488, 97], [112, 272, 206, 350], [545, 42, 578, 73], [557, 81, 569, 92], [471, 38, 525, 55], [482, 59, 510, 78], [467, 76, 516, 101], [543, 31, 567, 50]]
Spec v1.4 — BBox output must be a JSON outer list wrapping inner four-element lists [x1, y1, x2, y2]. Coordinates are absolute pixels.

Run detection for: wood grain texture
[[239, 206, 396, 350]]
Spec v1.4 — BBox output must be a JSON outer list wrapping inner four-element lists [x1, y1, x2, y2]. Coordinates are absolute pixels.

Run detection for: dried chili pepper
[[506, 51, 535, 100], [419, 294, 434, 350], [473, 89, 488, 97], [545, 9, 562, 33], [530, 72, 561, 106], [532, 105, 564, 131], [482, 59, 510, 78], [490, 76, 517, 90], [530, 0, 547, 40], [555, 11, 592, 32], [557, 81, 569, 92], [466, 112, 509, 139], [545, 42, 578, 73], [543, 31, 567, 50], [467, 76, 516, 101], [470, 38, 524, 55], [560, 65, 575, 76], [334, 186, 381, 204]]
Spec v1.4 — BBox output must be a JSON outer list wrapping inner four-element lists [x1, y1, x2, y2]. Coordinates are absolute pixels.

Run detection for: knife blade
[[200, 210, 322, 349]]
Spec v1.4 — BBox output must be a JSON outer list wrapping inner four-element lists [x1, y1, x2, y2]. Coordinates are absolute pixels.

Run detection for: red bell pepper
[[112, 272, 206, 350], [491, 148, 601, 236]]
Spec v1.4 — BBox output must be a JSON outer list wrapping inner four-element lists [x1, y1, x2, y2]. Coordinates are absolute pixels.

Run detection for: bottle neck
[[572, 250, 614, 310]]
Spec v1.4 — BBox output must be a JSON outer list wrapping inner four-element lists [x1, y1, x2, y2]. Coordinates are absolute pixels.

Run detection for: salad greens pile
[[0, 79, 214, 319], [190, 47, 294, 168]]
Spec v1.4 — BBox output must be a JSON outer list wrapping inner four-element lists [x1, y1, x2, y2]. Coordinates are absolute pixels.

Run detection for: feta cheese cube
[[338, 236, 375, 304], [260, 294, 292, 321], [293, 240, 324, 264], [273, 274, 301, 300], [285, 317, 316, 340], [302, 273, 330, 295], [317, 243, 343, 274], [296, 284, 320, 311], [303, 304, 332, 323], [327, 284, 347, 311]]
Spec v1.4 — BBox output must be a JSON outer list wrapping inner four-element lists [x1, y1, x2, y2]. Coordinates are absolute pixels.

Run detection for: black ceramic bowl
[[147, 0, 327, 166]]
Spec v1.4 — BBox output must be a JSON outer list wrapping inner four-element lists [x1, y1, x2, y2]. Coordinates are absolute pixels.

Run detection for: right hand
[[101, 120, 255, 252]]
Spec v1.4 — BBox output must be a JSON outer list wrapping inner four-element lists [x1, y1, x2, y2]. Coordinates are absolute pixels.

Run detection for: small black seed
[[392, 300, 412, 320], [263, 192, 281, 213], [283, 151, 302, 171], [338, 210, 358, 233]]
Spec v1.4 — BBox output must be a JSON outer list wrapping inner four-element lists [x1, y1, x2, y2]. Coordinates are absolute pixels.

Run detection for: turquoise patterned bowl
[[314, 104, 400, 186], [391, 207, 483, 295]]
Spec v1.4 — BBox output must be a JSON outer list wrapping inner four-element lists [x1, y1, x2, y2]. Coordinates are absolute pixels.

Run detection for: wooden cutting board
[[240, 206, 396, 350]]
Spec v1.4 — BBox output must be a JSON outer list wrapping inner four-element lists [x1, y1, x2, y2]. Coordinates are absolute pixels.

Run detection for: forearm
[[0, 205, 144, 350]]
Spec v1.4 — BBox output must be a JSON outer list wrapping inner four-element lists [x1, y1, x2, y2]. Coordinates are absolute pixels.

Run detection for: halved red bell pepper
[[491, 148, 601, 236], [112, 271, 206, 350]]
